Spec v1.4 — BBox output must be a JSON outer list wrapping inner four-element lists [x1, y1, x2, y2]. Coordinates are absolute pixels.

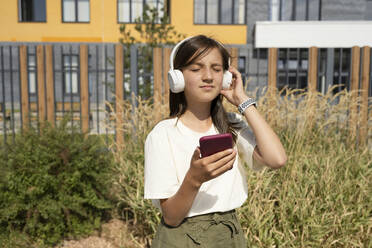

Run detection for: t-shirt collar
[[175, 117, 217, 137]]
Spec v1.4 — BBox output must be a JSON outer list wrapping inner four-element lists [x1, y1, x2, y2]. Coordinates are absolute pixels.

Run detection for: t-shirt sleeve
[[228, 112, 265, 172], [236, 126, 265, 172], [144, 128, 180, 200]]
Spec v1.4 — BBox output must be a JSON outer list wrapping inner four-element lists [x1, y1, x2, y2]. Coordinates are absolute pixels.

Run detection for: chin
[[198, 95, 220, 103], [185, 88, 220, 104]]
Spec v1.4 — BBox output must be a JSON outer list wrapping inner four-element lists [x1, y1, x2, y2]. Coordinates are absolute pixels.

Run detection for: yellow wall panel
[[171, 0, 247, 44], [0, 0, 247, 45]]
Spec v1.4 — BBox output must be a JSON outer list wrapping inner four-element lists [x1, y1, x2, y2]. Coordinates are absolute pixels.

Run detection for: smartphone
[[199, 133, 233, 157]]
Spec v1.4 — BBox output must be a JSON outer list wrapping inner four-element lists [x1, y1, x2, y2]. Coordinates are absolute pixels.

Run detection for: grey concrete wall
[[321, 0, 367, 20], [367, 1, 372, 19], [246, 0, 270, 43]]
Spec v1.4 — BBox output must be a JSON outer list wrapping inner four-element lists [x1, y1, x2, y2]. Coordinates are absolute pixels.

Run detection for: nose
[[202, 68, 213, 82]]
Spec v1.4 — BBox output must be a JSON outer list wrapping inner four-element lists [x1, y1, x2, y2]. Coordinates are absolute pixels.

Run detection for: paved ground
[[58, 219, 143, 248]]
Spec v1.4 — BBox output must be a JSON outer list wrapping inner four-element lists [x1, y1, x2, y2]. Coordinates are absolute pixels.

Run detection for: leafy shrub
[[0, 119, 115, 246]]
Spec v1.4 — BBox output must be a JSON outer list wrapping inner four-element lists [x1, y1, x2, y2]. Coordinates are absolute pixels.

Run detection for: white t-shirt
[[144, 112, 264, 217]]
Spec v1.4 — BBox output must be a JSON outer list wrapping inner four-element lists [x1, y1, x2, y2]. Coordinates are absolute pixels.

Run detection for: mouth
[[199, 85, 214, 89]]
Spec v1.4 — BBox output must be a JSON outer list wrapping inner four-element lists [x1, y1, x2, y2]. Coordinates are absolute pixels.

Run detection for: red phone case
[[199, 133, 233, 157]]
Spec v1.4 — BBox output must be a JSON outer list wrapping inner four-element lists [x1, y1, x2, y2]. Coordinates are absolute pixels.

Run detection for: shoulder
[[150, 117, 177, 133], [144, 118, 178, 159], [146, 118, 178, 140]]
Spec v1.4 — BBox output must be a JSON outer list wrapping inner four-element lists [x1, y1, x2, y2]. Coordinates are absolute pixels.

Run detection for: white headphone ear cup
[[168, 69, 185, 93], [222, 71, 233, 89]]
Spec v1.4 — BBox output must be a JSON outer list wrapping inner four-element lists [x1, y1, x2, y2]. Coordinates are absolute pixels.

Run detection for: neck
[[180, 101, 213, 130]]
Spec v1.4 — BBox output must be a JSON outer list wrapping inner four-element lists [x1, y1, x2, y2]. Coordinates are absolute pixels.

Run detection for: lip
[[200, 85, 214, 89]]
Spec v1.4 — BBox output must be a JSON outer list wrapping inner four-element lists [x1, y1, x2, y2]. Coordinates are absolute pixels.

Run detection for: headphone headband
[[169, 37, 193, 70], [169, 36, 230, 70]]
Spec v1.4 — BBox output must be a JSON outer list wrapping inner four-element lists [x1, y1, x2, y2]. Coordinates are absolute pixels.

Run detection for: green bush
[[0, 120, 115, 246]]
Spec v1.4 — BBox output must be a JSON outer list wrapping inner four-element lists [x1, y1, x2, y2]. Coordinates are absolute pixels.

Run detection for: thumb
[[220, 89, 227, 97], [220, 90, 233, 104], [192, 147, 201, 160]]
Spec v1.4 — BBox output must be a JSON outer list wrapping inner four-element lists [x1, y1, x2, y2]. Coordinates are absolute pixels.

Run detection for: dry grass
[[76, 87, 372, 247], [3, 87, 369, 248]]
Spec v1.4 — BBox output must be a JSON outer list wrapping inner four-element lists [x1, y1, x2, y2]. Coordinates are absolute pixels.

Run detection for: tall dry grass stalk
[[103, 94, 168, 247], [106, 88, 371, 247]]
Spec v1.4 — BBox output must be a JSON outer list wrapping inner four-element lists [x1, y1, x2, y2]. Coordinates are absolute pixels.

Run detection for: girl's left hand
[[220, 66, 249, 107]]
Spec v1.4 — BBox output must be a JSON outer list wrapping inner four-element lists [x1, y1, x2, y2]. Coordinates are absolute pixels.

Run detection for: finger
[[203, 148, 234, 164], [220, 89, 232, 99], [229, 66, 242, 79], [228, 69, 242, 86], [209, 150, 237, 171], [192, 147, 201, 161], [210, 155, 237, 178]]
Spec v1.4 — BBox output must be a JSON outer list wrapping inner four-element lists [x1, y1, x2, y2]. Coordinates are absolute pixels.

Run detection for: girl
[[144, 35, 287, 247]]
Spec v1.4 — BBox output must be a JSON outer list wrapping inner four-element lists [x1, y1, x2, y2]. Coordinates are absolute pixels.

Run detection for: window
[[333, 48, 351, 93], [270, 0, 321, 21], [277, 48, 309, 91], [18, 0, 46, 22], [118, 0, 168, 23], [63, 55, 79, 94], [194, 0, 246, 24], [62, 0, 90, 22], [28, 54, 37, 94]]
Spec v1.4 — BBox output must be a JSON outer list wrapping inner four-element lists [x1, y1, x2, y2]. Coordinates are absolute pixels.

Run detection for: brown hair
[[168, 35, 237, 142]]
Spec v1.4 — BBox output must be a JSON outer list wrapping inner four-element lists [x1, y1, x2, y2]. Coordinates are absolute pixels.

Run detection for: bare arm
[[221, 67, 287, 169], [160, 147, 237, 227], [242, 105, 287, 169]]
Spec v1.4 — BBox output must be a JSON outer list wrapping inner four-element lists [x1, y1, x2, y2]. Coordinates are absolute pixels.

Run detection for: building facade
[[0, 1, 371, 116], [1, 1, 372, 44], [0, 0, 371, 138], [0, 0, 248, 44]]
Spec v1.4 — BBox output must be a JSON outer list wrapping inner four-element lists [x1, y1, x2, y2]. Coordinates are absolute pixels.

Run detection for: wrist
[[237, 97, 257, 115], [235, 94, 249, 106], [185, 171, 202, 189]]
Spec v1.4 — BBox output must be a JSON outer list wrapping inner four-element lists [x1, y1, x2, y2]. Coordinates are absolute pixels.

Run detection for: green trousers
[[151, 210, 247, 248]]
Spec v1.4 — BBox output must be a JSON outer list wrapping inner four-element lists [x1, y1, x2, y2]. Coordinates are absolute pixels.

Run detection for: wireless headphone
[[167, 37, 233, 93]]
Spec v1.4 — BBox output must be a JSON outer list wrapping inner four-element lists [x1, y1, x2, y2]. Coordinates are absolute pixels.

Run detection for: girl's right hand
[[185, 147, 237, 188]]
